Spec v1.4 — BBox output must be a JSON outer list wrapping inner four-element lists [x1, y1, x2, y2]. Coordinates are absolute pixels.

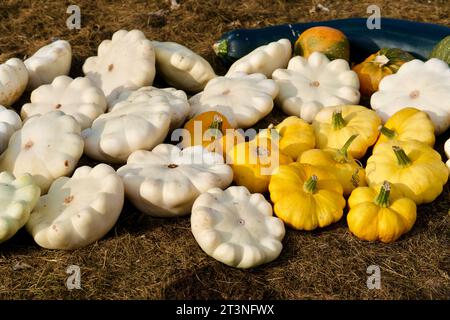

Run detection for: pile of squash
[[0, 26, 449, 270]]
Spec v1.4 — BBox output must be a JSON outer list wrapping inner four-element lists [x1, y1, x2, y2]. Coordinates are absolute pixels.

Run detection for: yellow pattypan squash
[[299, 134, 367, 196], [375, 107, 435, 149], [347, 181, 417, 243], [366, 140, 448, 204], [269, 163, 346, 230], [258, 116, 315, 161], [312, 105, 381, 159], [230, 136, 293, 193]]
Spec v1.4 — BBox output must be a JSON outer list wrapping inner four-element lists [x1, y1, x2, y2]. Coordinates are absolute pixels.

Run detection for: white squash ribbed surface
[[272, 52, 360, 123], [117, 144, 233, 217], [152, 41, 216, 92], [0, 172, 40, 244], [371, 58, 450, 135], [226, 39, 292, 78], [191, 186, 285, 269], [82, 96, 172, 164], [83, 29, 156, 105], [26, 164, 124, 250], [21, 76, 107, 130], [0, 105, 22, 154], [189, 72, 278, 128], [108, 86, 189, 131], [0, 58, 28, 107], [24, 40, 72, 91], [0, 111, 84, 194]]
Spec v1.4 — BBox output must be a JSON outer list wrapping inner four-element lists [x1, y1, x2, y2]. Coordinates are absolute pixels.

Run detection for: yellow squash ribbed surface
[[347, 182, 417, 243], [312, 105, 381, 159], [261, 116, 316, 161], [298, 135, 366, 196], [375, 107, 435, 149], [230, 137, 293, 193], [269, 163, 345, 231], [366, 140, 448, 204]]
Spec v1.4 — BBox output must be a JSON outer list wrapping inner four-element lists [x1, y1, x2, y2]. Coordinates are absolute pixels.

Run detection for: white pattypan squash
[[445, 138, 450, 170], [82, 97, 172, 164], [0, 58, 29, 107], [191, 186, 285, 269], [0, 172, 40, 244], [0, 105, 22, 153], [189, 72, 278, 128], [226, 39, 292, 78], [26, 164, 124, 250], [272, 51, 360, 123], [24, 40, 72, 91], [371, 58, 450, 135], [151, 41, 216, 92], [83, 29, 156, 105], [21, 76, 107, 130], [0, 111, 84, 194], [109, 86, 189, 130], [117, 144, 233, 217]]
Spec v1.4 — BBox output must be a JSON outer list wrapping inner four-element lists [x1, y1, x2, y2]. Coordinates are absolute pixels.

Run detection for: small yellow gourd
[[269, 163, 346, 230], [366, 140, 448, 204], [298, 134, 366, 196], [375, 107, 435, 149], [230, 136, 293, 193], [312, 105, 381, 159], [259, 116, 315, 161], [347, 181, 417, 243]]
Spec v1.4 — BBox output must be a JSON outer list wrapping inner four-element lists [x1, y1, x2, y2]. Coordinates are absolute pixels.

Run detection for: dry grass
[[0, 0, 449, 300]]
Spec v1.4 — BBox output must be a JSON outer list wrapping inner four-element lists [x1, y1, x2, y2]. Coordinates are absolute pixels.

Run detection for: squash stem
[[374, 54, 390, 66], [375, 181, 391, 208], [380, 126, 396, 139], [303, 175, 318, 194], [337, 134, 358, 160], [213, 40, 228, 57], [208, 115, 223, 141], [267, 124, 280, 140], [267, 124, 275, 135], [392, 146, 412, 167], [332, 110, 346, 130]]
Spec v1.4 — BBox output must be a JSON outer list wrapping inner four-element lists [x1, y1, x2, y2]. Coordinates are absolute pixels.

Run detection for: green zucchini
[[214, 18, 450, 65]]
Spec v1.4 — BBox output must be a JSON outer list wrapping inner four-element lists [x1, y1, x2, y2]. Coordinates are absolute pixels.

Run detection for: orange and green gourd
[[294, 26, 350, 61]]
